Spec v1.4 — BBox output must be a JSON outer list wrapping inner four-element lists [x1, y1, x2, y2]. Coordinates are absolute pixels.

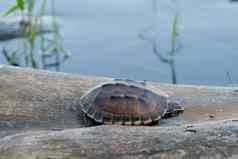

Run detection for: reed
[[1, 0, 70, 71], [139, 0, 182, 84]]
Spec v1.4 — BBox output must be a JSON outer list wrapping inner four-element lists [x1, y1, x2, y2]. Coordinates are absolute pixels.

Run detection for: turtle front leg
[[162, 101, 184, 119]]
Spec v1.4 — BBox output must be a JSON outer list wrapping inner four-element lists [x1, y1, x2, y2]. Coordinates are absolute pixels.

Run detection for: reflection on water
[[0, 0, 238, 86]]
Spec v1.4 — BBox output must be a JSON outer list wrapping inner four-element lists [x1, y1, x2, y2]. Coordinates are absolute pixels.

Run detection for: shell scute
[[79, 80, 168, 125]]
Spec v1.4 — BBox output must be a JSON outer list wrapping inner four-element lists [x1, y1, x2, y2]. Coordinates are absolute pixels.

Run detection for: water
[[0, 0, 238, 86]]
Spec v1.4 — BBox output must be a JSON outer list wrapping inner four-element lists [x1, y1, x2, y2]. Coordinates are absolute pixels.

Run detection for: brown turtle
[[79, 79, 184, 126]]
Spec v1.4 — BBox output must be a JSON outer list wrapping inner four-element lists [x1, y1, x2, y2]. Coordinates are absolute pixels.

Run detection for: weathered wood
[[0, 65, 108, 129], [0, 120, 237, 159], [0, 16, 54, 41], [0, 65, 237, 130], [0, 65, 238, 159]]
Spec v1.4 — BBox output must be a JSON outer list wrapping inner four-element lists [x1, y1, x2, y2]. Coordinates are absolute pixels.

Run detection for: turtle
[[78, 79, 184, 126]]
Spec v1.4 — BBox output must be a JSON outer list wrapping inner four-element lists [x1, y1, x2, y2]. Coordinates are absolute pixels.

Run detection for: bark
[[0, 65, 237, 129], [0, 120, 238, 159], [0, 65, 108, 130], [0, 65, 238, 159], [0, 16, 53, 41]]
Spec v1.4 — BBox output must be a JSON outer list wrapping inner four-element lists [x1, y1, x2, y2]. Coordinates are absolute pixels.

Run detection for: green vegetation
[[1, 0, 70, 71], [168, 14, 181, 84], [139, 0, 182, 84]]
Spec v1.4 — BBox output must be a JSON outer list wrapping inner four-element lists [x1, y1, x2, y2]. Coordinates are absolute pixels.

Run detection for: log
[[0, 120, 237, 159], [0, 65, 237, 130], [0, 65, 108, 130], [0, 65, 238, 158], [0, 16, 54, 41]]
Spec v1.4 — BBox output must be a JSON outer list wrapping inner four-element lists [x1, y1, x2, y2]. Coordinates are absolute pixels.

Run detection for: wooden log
[[0, 65, 237, 130], [0, 120, 237, 159], [0, 65, 238, 159], [0, 65, 108, 130], [0, 16, 54, 41]]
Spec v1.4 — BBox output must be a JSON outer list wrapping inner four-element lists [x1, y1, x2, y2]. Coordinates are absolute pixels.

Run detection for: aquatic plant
[[40, 0, 70, 71], [139, 0, 182, 84], [226, 71, 236, 87], [1, 0, 70, 71]]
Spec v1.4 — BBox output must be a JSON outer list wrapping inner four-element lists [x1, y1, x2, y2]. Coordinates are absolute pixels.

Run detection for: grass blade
[[3, 5, 18, 16]]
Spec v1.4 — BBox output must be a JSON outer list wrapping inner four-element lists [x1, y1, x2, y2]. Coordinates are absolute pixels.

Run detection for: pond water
[[0, 0, 238, 86]]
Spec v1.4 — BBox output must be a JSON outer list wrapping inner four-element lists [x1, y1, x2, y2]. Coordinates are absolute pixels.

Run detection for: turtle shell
[[79, 80, 169, 125]]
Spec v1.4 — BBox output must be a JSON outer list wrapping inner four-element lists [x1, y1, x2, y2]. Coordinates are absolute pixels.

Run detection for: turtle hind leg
[[162, 101, 184, 119]]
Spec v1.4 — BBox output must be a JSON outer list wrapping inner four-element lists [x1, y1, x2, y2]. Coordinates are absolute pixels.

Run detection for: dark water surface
[[0, 0, 238, 86]]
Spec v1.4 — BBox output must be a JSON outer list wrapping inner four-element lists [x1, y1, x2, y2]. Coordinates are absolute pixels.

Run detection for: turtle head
[[163, 101, 184, 118]]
